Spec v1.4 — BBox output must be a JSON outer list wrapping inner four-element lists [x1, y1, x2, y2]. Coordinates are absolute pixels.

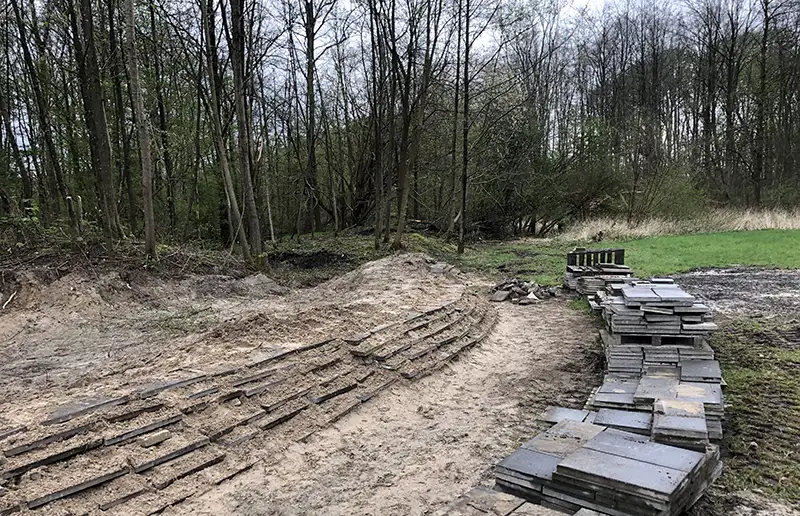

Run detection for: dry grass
[[559, 209, 800, 241]]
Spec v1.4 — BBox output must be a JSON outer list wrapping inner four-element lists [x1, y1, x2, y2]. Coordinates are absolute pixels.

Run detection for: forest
[[0, 0, 799, 260]]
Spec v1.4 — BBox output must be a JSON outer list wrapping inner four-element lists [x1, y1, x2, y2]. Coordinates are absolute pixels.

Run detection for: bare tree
[[123, 0, 156, 258]]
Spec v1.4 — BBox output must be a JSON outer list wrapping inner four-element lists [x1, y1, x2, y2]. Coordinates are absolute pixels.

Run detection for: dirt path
[[174, 300, 601, 516]]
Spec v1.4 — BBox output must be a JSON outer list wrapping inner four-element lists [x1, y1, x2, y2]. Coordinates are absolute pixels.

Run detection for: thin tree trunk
[[11, 0, 76, 229], [149, 3, 176, 232], [304, 0, 322, 233], [447, 0, 462, 235], [73, 0, 121, 243], [458, 0, 470, 254], [202, 0, 251, 262], [0, 88, 32, 213], [230, 0, 263, 260], [123, 0, 156, 258]]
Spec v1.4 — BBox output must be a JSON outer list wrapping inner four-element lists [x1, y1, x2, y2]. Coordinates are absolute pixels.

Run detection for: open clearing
[[1, 245, 799, 515]]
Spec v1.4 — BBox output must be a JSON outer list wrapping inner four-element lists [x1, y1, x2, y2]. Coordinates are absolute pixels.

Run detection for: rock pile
[[489, 279, 557, 305]]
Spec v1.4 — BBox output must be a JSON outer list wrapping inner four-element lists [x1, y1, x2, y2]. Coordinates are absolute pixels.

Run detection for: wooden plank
[[4, 423, 92, 457], [205, 410, 266, 441], [0, 426, 27, 443], [99, 488, 150, 511], [261, 387, 313, 413], [243, 378, 286, 398], [26, 468, 128, 509], [150, 452, 226, 490], [2, 439, 104, 480], [133, 439, 210, 474], [42, 395, 130, 426], [310, 382, 358, 404], [106, 403, 166, 423], [358, 378, 398, 403], [259, 405, 308, 431], [105, 415, 183, 446], [136, 375, 208, 398]]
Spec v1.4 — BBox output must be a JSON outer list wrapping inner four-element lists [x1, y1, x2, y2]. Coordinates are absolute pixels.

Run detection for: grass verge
[[699, 317, 800, 508]]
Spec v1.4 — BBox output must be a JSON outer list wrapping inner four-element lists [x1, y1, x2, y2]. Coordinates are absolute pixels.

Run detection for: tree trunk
[[447, 0, 462, 236], [11, 0, 77, 229], [458, 0, 470, 254], [73, 0, 121, 243], [123, 0, 156, 258], [202, 0, 251, 262], [230, 0, 263, 260], [304, 0, 322, 233], [108, 0, 136, 232], [149, 3, 176, 232], [0, 88, 32, 213]]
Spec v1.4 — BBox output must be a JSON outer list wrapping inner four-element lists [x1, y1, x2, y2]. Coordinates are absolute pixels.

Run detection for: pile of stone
[[491, 250, 725, 515], [599, 330, 717, 377], [490, 279, 556, 305], [565, 265, 633, 292], [600, 281, 717, 340], [584, 368, 724, 442], [495, 419, 722, 516]]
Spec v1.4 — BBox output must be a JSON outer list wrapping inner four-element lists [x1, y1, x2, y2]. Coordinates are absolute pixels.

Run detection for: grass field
[[611, 230, 800, 278], [456, 229, 800, 285]]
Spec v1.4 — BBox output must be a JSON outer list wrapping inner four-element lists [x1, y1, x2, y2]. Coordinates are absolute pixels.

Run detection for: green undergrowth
[[567, 297, 593, 315], [8, 227, 797, 288], [265, 228, 800, 287], [709, 317, 800, 505]]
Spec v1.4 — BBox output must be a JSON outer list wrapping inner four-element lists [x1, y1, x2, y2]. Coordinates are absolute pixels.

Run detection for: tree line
[[0, 0, 798, 260]]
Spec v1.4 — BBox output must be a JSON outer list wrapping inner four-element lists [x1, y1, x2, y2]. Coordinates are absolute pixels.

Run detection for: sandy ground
[[5, 254, 796, 515], [173, 301, 601, 516], [0, 254, 464, 427], [0, 252, 600, 515]]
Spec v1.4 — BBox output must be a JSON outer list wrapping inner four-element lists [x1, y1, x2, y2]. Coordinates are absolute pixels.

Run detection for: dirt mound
[[0, 253, 466, 428]]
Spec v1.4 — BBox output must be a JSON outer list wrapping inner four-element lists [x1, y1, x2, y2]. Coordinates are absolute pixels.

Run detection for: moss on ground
[[705, 317, 800, 506]]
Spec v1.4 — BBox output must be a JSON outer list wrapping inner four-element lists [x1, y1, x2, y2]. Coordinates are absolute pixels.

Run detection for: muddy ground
[[679, 268, 800, 516]]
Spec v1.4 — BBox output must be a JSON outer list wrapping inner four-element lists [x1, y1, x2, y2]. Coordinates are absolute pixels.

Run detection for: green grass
[[439, 229, 800, 286], [567, 297, 593, 314], [706, 318, 800, 505], [608, 229, 800, 278]]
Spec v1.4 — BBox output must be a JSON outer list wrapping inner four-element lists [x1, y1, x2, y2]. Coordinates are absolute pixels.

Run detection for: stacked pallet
[[565, 265, 633, 291], [584, 369, 724, 441], [495, 420, 722, 516], [576, 275, 635, 296], [599, 329, 716, 377], [491, 251, 726, 515], [602, 283, 717, 339]]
